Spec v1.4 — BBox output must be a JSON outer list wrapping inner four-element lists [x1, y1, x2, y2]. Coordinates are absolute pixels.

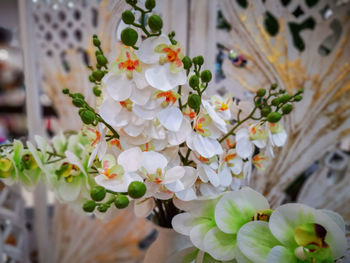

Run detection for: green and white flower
[[237, 203, 347, 263], [172, 187, 271, 261]]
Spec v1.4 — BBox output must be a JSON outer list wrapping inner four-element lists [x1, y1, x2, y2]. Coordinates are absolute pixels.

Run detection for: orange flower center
[[162, 47, 182, 67], [156, 91, 177, 104], [118, 51, 139, 71]]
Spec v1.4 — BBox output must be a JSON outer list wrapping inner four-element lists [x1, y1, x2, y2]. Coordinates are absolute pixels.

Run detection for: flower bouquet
[[0, 0, 347, 262]]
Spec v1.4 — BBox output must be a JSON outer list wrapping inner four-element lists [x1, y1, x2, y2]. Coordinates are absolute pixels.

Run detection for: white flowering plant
[[0, 0, 347, 262]]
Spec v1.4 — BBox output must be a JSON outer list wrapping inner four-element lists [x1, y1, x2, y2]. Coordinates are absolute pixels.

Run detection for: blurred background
[[0, 0, 349, 262]]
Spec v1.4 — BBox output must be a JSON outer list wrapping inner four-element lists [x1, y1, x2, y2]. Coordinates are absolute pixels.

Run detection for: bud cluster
[[254, 84, 304, 123], [83, 181, 146, 213], [120, 0, 163, 48], [88, 35, 108, 97], [182, 55, 212, 113]]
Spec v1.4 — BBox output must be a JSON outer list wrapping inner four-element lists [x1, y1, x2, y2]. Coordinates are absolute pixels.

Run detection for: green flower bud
[[97, 204, 109, 213], [80, 110, 95, 125], [271, 83, 278, 89], [93, 37, 101, 47], [90, 186, 106, 201], [271, 98, 280, 106], [62, 88, 69, 94], [21, 154, 38, 170], [72, 98, 84, 108], [74, 93, 84, 100], [267, 112, 282, 123], [92, 70, 105, 81], [279, 89, 286, 94], [95, 50, 102, 57], [297, 88, 304, 93], [282, 104, 293, 114], [280, 94, 290, 103], [0, 158, 13, 178], [188, 94, 201, 110], [261, 106, 271, 117], [189, 75, 199, 88], [257, 88, 266, 97], [148, 15, 163, 32], [114, 194, 130, 209], [89, 75, 95, 83], [122, 10, 135, 24], [193, 56, 204, 66], [145, 0, 156, 10], [96, 55, 108, 66], [128, 181, 146, 199], [83, 200, 96, 213], [200, 70, 212, 83], [294, 95, 303, 101], [93, 86, 101, 97], [255, 97, 264, 106], [182, 56, 192, 70], [121, 28, 138, 47]]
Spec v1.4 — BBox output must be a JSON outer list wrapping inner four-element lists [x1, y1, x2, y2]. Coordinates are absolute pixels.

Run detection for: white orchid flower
[[218, 149, 243, 187], [95, 148, 143, 193], [103, 47, 151, 103], [186, 113, 223, 158], [235, 124, 267, 159], [136, 35, 187, 91], [140, 151, 185, 200]]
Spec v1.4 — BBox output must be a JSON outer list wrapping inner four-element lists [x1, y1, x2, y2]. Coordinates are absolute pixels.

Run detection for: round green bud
[[128, 181, 146, 199], [80, 110, 95, 125], [282, 104, 293, 114], [271, 83, 278, 90], [114, 194, 130, 209], [93, 37, 101, 47], [267, 112, 282, 123], [93, 86, 102, 97], [271, 98, 280, 106], [121, 27, 138, 46], [90, 186, 106, 201], [294, 95, 303, 101], [74, 93, 84, 100], [96, 55, 108, 66], [255, 97, 264, 106], [122, 10, 135, 24], [200, 70, 212, 83], [148, 15, 163, 32], [188, 94, 201, 110], [257, 88, 266, 97], [182, 56, 192, 70], [261, 106, 272, 117], [189, 75, 199, 88], [92, 70, 104, 82], [145, 0, 156, 10], [97, 204, 109, 213], [89, 75, 95, 83], [83, 200, 96, 213], [194, 56, 204, 66], [72, 98, 84, 108], [62, 88, 69, 94], [279, 89, 286, 94], [297, 88, 304, 93], [95, 50, 102, 57], [279, 94, 290, 103]]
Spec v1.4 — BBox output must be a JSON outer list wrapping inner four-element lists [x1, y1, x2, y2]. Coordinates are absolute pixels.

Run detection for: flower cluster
[[0, 0, 346, 262], [172, 187, 347, 263]]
